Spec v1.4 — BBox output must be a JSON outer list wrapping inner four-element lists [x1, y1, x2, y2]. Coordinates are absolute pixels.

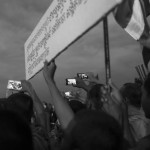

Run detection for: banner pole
[[103, 17, 111, 88], [138, 65, 144, 81], [141, 64, 147, 79], [135, 66, 143, 82]]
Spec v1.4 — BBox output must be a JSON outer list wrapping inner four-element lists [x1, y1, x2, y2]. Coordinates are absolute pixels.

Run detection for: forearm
[[122, 110, 136, 147], [83, 84, 92, 92], [45, 111, 51, 133], [46, 79, 74, 130]]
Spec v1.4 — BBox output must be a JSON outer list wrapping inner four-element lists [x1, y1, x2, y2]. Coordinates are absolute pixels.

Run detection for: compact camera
[[7, 80, 22, 91], [66, 79, 76, 85], [64, 91, 73, 97]]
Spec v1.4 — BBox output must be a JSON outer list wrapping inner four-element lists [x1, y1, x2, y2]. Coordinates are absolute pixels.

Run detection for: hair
[[121, 83, 142, 108], [0, 110, 33, 150], [68, 100, 86, 113], [143, 73, 150, 97], [7, 93, 33, 123], [0, 98, 9, 110], [87, 84, 104, 109], [61, 110, 125, 150]]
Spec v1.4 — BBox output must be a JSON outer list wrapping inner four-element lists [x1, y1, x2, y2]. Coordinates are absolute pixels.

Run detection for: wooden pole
[[103, 17, 111, 87]]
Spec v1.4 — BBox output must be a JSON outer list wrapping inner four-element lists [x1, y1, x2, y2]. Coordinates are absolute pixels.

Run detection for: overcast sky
[[0, 0, 144, 102]]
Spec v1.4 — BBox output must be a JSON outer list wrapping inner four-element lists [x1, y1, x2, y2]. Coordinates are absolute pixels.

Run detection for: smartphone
[[65, 91, 72, 97], [66, 79, 76, 85], [7, 80, 22, 91], [77, 73, 88, 79]]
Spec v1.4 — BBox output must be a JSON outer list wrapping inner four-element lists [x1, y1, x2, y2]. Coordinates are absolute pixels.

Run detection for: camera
[[65, 91, 72, 97], [7, 80, 22, 91], [66, 79, 76, 85], [77, 73, 88, 79]]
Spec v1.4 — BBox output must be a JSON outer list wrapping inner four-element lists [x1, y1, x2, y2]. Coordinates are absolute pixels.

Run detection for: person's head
[[68, 99, 86, 113], [120, 83, 142, 108], [0, 110, 33, 150], [61, 110, 125, 150], [7, 93, 33, 123], [141, 73, 150, 118], [87, 84, 104, 110]]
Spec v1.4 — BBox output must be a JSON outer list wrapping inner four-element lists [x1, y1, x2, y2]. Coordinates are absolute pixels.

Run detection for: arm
[[102, 92, 122, 124], [73, 77, 92, 92], [85, 72, 101, 84], [21, 80, 48, 130], [43, 60, 74, 130], [109, 81, 136, 147], [121, 100, 136, 147]]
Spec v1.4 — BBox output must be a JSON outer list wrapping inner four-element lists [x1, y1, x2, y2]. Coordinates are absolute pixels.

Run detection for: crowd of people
[[0, 59, 150, 150]]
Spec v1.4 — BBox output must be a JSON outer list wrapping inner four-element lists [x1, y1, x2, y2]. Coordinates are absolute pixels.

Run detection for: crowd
[[0, 59, 150, 150]]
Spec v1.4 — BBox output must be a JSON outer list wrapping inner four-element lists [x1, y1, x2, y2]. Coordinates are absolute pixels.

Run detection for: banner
[[24, 0, 123, 80], [114, 0, 150, 41]]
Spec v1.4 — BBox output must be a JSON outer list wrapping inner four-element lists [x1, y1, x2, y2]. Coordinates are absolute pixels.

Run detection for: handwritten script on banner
[[24, 0, 122, 80]]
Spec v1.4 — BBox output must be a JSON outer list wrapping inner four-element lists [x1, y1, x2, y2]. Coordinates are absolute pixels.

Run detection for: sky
[[0, 0, 144, 102]]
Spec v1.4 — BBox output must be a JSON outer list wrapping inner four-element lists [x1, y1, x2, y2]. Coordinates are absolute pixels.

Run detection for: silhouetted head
[[0, 110, 33, 150], [142, 73, 150, 118], [120, 83, 142, 108], [68, 100, 86, 113], [7, 93, 33, 123], [61, 110, 125, 150], [87, 84, 104, 110]]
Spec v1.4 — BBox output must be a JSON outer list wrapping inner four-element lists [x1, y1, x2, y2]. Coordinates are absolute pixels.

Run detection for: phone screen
[[65, 91, 72, 97], [66, 79, 76, 85], [7, 80, 22, 91]]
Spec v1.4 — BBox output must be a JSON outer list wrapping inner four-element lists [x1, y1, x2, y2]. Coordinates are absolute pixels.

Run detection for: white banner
[[24, 0, 122, 80]]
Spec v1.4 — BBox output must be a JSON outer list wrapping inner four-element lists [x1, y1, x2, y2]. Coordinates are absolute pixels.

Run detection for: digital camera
[[66, 79, 76, 85], [7, 80, 22, 91]]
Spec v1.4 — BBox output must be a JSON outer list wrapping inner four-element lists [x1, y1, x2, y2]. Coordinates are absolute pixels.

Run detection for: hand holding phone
[[7, 80, 22, 91], [77, 73, 88, 79]]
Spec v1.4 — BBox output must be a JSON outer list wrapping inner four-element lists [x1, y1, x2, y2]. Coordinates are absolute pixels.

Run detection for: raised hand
[[43, 59, 74, 130], [21, 80, 33, 93], [73, 77, 94, 92], [85, 72, 100, 84], [73, 76, 86, 87], [108, 80, 123, 105], [43, 59, 56, 83]]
